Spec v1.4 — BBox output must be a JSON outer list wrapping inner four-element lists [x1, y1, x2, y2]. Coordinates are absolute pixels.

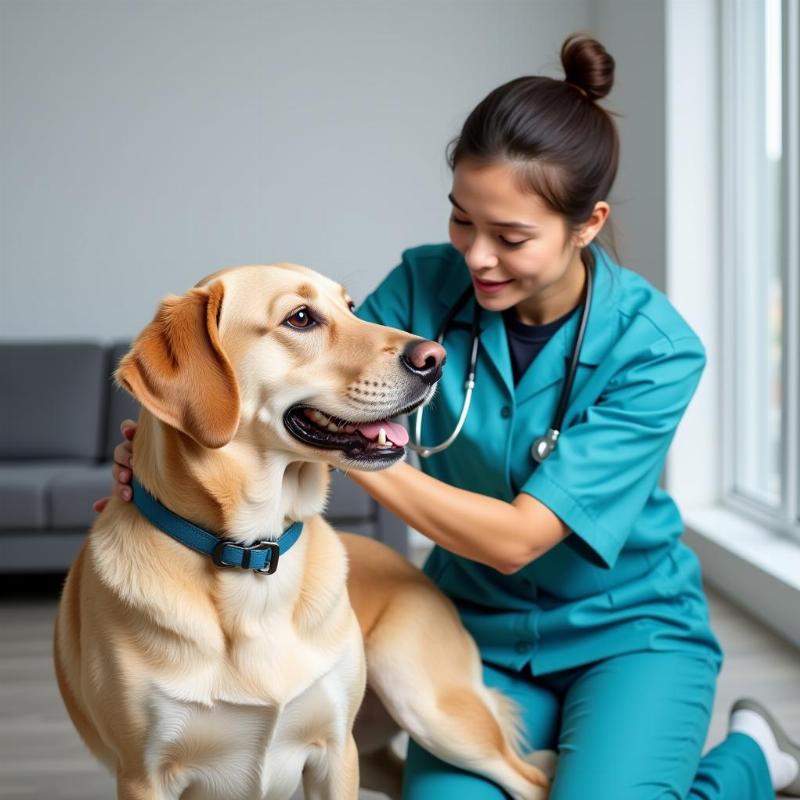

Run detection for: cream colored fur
[[53, 263, 553, 800]]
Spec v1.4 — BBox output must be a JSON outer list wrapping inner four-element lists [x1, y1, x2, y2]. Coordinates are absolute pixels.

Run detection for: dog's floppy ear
[[115, 281, 240, 449]]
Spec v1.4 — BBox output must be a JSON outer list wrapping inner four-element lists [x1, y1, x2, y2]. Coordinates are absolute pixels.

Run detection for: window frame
[[719, 0, 800, 540]]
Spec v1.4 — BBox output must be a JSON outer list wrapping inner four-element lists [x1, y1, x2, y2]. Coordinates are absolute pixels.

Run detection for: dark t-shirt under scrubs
[[503, 306, 578, 385]]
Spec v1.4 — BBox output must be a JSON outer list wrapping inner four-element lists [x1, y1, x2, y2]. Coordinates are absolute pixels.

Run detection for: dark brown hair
[[447, 34, 620, 260]]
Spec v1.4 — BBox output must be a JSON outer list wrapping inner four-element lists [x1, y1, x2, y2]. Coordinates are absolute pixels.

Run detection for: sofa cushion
[[0, 462, 86, 529], [0, 343, 106, 459], [104, 342, 140, 461], [49, 463, 113, 530]]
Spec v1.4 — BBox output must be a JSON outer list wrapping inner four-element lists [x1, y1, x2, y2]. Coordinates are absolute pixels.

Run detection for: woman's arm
[[347, 460, 569, 574]]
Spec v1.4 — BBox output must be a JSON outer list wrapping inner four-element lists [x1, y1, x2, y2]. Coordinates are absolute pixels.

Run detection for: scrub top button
[[500, 405, 512, 419], [514, 641, 532, 654]]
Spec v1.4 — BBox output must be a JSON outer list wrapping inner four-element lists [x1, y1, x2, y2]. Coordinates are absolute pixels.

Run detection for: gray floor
[[1, 574, 799, 799]]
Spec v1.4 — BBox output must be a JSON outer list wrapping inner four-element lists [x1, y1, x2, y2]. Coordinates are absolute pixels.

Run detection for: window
[[721, 0, 799, 536]]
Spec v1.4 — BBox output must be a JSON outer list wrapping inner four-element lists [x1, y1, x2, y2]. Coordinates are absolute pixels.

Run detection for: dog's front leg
[[302, 733, 359, 800], [117, 769, 179, 800], [117, 778, 160, 800]]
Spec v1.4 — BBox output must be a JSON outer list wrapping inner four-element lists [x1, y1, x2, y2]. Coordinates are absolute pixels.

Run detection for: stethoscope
[[409, 260, 593, 462]]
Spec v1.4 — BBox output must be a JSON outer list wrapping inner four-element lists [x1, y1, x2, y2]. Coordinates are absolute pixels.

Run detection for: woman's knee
[[549, 652, 717, 800], [401, 739, 510, 800]]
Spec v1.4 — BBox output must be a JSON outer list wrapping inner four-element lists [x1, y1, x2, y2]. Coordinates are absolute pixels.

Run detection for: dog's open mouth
[[284, 406, 411, 464]]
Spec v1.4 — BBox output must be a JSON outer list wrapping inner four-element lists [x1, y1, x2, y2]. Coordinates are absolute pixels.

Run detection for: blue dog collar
[[130, 477, 303, 575]]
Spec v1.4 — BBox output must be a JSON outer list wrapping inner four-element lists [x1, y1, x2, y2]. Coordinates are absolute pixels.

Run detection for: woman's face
[[448, 159, 584, 320]]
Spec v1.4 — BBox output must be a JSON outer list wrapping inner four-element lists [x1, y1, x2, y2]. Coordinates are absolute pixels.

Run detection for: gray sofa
[[0, 341, 407, 573]]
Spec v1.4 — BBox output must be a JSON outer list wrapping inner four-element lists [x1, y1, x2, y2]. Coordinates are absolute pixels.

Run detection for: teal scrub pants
[[401, 651, 773, 800]]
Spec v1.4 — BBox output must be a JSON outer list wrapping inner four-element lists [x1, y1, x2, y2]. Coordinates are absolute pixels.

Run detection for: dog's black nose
[[401, 339, 446, 385]]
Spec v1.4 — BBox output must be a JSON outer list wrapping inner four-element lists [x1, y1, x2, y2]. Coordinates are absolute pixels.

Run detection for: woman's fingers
[[93, 482, 130, 510], [112, 455, 133, 502], [114, 441, 133, 469], [94, 422, 137, 511], [111, 462, 131, 484], [113, 479, 132, 502], [111, 420, 137, 504]]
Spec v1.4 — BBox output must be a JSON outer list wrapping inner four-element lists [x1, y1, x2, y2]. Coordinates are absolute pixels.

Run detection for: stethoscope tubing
[[409, 260, 593, 462], [411, 285, 478, 458]]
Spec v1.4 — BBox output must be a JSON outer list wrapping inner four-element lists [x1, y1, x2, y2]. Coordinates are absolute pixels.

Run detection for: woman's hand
[[92, 420, 137, 513]]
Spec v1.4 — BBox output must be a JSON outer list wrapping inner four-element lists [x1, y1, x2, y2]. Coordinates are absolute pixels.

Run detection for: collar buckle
[[211, 540, 280, 575]]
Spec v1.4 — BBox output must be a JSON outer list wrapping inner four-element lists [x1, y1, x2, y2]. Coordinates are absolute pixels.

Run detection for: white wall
[[664, 0, 720, 507], [1, 0, 593, 341]]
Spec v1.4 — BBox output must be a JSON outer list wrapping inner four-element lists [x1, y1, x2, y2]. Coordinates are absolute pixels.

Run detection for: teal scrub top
[[356, 242, 722, 676]]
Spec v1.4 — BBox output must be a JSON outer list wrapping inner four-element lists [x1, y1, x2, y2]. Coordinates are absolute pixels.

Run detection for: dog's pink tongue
[[356, 420, 409, 447]]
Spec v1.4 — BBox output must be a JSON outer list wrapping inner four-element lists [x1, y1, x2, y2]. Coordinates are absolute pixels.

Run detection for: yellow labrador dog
[[53, 263, 552, 800]]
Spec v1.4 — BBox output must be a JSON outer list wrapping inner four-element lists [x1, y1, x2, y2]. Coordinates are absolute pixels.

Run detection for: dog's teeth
[[377, 428, 387, 446], [344, 424, 356, 433], [327, 422, 339, 432], [312, 410, 332, 426]]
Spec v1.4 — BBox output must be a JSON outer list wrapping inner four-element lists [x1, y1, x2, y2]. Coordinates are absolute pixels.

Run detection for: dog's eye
[[284, 307, 317, 330], [348, 301, 356, 314]]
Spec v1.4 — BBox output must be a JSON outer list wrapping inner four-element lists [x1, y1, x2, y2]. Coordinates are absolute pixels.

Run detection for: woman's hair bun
[[560, 33, 615, 101]]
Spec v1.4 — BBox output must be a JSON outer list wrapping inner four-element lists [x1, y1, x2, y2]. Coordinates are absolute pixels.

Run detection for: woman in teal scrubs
[[103, 32, 799, 800]]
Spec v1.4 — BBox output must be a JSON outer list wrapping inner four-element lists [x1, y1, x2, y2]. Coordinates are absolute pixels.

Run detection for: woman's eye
[[284, 308, 317, 329], [499, 236, 528, 248], [450, 216, 472, 226]]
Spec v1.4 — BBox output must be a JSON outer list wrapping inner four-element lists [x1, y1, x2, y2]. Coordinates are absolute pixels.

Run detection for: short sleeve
[[355, 254, 414, 331], [520, 335, 706, 569]]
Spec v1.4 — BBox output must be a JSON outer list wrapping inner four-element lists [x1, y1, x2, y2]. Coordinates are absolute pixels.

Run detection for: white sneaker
[[730, 697, 800, 796]]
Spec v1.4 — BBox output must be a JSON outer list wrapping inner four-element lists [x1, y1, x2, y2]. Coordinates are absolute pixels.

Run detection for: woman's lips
[[472, 275, 514, 295]]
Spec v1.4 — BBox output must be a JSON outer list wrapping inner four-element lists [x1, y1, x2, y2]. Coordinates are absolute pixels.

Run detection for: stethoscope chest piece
[[531, 429, 560, 463]]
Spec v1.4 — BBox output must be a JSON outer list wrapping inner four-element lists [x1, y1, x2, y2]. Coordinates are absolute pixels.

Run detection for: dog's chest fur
[[91, 512, 364, 799], [143, 625, 363, 800]]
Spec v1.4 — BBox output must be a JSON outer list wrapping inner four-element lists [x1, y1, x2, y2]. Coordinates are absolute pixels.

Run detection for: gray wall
[[1, 0, 668, 341], [0, 0, 591, 339], [592, 0, 666, 290]]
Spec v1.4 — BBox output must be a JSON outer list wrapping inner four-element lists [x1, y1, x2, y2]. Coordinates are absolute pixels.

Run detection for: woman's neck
[[513, 250, 587, 326]]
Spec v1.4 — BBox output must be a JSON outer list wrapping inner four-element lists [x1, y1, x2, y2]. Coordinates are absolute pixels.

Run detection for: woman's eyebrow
[[447, 193, 538, 230]]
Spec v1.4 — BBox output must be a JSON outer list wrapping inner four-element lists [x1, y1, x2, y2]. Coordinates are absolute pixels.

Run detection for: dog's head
[[116, 263, 444, 471]]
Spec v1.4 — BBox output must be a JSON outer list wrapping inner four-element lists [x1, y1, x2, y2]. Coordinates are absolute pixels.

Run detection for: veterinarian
[[101, 32, 799, 800]]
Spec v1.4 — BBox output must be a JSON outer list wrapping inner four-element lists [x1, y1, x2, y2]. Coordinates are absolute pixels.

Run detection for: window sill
[[683, 507, 800, 651]]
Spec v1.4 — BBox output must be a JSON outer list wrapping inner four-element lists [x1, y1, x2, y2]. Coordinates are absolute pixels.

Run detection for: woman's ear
[[580, 201, 610, 246], [115, 281, 240, 448]]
